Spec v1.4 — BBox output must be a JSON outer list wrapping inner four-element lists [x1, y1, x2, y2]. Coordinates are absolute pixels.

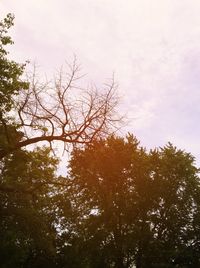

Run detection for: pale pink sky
[[1, 0, 200, 164]]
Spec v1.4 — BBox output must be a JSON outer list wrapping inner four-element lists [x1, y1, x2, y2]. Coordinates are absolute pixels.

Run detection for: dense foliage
[[2, 135, 200, 267], [66, 136, 200, 268], [0, 13, 28, 115], [0, 13, 28, 158], [0, 148, 60, 267]]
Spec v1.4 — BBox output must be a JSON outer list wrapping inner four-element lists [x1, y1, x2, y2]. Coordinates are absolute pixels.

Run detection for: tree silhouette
[[66, 136, 200, 267], [0, 14, 121, 160]]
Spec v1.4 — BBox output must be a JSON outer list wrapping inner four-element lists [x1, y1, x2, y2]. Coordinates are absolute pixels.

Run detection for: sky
[[1, 0, 200, 165]]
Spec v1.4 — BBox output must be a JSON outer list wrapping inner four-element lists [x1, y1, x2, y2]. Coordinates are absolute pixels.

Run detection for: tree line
[[1, 14, 200, 268]]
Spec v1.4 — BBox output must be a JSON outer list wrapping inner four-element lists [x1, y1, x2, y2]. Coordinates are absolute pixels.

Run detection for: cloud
[[1, 0, 200, 164]]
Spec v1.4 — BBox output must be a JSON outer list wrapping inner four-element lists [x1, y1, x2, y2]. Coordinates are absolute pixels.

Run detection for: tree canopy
[[65, 135, 200, 267]]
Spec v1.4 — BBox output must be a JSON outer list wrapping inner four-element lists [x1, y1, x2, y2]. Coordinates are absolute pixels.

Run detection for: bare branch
[[0, 59, 121, 159]]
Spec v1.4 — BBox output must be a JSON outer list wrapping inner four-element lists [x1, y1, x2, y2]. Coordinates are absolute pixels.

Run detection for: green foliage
[[0, 14, 29, 161], [0, 13, 28, 115], [65, 136, 200, 268], [1, 133, 200, 267], [0, 147, 62, 267]]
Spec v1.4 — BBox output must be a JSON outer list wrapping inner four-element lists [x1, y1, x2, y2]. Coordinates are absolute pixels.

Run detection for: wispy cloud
[[1, 0, 200, 163]]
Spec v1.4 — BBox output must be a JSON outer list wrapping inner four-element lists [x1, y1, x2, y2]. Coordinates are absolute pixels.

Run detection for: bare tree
[[0, 58, 121, 159]]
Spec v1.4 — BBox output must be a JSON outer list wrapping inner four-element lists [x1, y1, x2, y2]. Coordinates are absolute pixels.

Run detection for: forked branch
[[0, 59, 121, 159]]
